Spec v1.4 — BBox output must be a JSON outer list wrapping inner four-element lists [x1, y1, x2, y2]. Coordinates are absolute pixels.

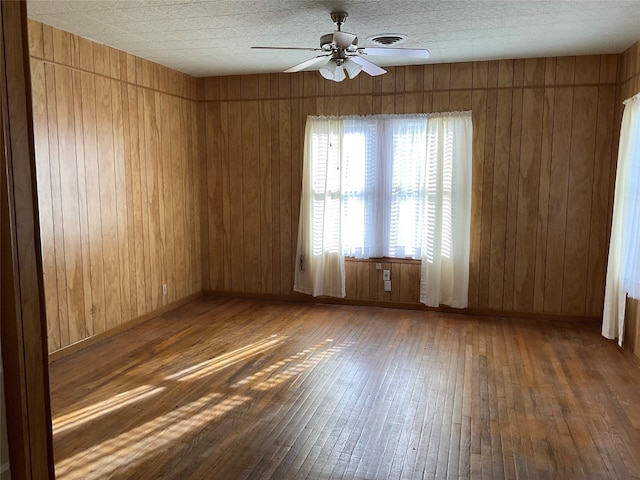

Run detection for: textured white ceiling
[[27, 0, 640, 77]]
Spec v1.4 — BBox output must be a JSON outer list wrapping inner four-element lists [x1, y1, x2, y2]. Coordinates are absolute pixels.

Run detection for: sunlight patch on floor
[[165, 334, 285, 382], [55, 392, 250, 478], [53, 337, 356, 479], [237, 339, 355, 391], [53, 385, 165, 435]]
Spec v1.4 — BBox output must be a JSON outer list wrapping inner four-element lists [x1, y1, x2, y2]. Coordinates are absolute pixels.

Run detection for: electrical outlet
[[162, 283, 168, 295], [384, 280, 392, 292], [383, 269, 390, 281]]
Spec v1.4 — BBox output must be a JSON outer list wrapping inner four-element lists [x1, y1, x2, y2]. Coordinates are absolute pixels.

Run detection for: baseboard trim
[[48, 292, 203, 362], [202, 290, 602, 323]]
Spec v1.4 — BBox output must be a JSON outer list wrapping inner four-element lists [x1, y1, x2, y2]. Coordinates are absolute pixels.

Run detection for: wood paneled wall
[[619, 39, 640, 356], [201, 55, 620, 318], [27, 19, 637, 350], [28, 20, 202, 353]]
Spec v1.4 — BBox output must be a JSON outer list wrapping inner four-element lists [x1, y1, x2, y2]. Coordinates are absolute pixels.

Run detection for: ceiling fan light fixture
[[344, 58, 363, 79], [319, 59, 347, 81], [333, 64, 346, 82], [319, 64, 334, 80]]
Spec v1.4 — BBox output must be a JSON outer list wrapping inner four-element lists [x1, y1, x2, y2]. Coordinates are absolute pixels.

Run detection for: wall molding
[[203, 290, 602, 324]]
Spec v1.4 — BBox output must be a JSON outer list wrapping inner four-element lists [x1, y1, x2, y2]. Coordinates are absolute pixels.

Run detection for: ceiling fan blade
[[358, 47, 430, 59], [350, 56, 387, 76], [284, 55, 330, 73], [333, 31, 357, 48], [252, 46, 322, 52]]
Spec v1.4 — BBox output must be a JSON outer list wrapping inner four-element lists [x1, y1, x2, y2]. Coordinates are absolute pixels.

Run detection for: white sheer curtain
[[602, 93, 640, 345], [294, 112, 472, 307], [419, 113, 473, 308], [294, 117, 346, 297]]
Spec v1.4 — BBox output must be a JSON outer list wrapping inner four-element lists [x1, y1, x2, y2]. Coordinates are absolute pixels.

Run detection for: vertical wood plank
[[137, 86, 152, 312], [44, 62, 70, 347], [30, 59, 60, 352], [344, 260, 357, 299], [111, 78, 131, 319], [271, 84, 282, 293], [80, 70, 107, 335], [513, 88, 544, 312], [125, 83, 145, 316], [205, 102, 223, 290], [191, 99, 202, 292], [399, 263, 420, 303], [502, 87, 523, 311], [95, 75, 121, 329], [585, 86, 615, 315], [487, 89, 512, 309], [279, 97, 292, 294], [27, 19, 44, 58], [156, 93, 169, 305], [478, 86, 497, 308], [242, 100, 261, 293], [543, 88, 573, 313], [220, 101, 232, 290], [54, 64, 86, 344], [532, 87, 555, 313], [291, 98, 302, 294], [468, 89, 487, 309], [561, 87, 597, 315], [142, 88, 161, 311], [259, 99, 273, 293], [175, 95, 188, 298], [71, 69, 93, 337], [228, 101, 244, 291], [356, 261, 370, 300]]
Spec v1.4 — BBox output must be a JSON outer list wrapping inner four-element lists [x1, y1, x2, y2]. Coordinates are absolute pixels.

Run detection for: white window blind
[[294, 112, 472, 308]]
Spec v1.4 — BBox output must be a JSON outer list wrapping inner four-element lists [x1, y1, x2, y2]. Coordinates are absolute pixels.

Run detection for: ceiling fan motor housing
[[321, 33, 358, 50]]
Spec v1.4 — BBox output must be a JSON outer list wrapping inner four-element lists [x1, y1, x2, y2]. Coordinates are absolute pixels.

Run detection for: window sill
[[344, 256, 420, 265]]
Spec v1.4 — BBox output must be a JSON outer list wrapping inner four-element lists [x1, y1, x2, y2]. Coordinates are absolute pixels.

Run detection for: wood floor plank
[[49, 297, 640, 480]]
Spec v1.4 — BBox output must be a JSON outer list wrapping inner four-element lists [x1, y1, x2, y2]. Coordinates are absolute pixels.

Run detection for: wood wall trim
[[198, 82, 622, 103], [202, 291, 601, 324], [27, 19, 198, 101], [48, 292, 203, 362], [31, 57, 197, 102], [0, 2, 54, 478]]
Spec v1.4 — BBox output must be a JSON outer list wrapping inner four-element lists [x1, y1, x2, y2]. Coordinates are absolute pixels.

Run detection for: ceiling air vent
[[367, 34, 407, 47]]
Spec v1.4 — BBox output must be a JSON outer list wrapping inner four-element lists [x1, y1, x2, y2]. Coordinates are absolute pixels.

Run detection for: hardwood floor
[[49, 297, 640, 479]]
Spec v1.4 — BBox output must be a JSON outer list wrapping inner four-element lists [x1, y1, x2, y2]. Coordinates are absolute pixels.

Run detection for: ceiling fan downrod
[[330, 12, 348, 31]]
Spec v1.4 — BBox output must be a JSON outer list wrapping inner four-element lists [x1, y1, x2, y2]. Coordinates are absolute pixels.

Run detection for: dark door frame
[[0, 1, 55, 478]]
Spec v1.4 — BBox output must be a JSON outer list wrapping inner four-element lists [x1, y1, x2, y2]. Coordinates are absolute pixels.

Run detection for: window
[[603, 92, 640, 345], [294, 112, 472, 308], [341, 116, 429, 259]]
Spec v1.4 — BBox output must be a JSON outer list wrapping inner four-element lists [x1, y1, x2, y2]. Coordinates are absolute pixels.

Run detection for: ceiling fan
[[251, 12, 430, 82]]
